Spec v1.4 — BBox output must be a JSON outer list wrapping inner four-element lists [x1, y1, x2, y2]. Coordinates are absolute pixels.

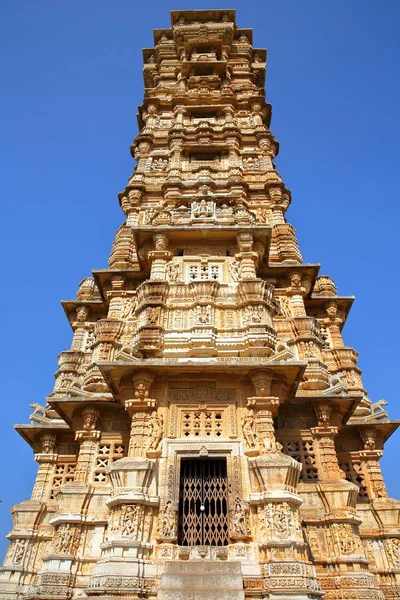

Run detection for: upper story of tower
[[116, 9, 298, 277], [142, 9, 267, 101]]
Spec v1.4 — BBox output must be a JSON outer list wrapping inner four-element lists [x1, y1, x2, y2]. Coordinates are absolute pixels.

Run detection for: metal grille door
[[178, 458, 228, 546]]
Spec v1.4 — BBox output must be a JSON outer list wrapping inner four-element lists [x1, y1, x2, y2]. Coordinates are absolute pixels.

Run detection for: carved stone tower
[[2, 9, 400, 600]]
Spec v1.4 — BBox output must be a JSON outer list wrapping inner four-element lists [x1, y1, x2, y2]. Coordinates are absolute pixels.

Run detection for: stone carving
[[151, 158, 168, 171], [197, 304, 211, 324], [2, 11, 397, 600], [11, 539, 27, 565], [229, 260, 241, 282], [263, 503, 294, 537], [191, 199, 215, 219], [29, 403, 50, 424], [157, 502, 176, 539], [386, 538, 400, 566], [82, 407, 100, 431], [332, 523, 360, 555], [53, 524, 80, 555], [230, 498, 251, 538], [41, 433, 56, 454], [166, 261, 182, 282], [147, 412, 163, 450], [242, 411, 258, 450], [109, 504, 145, 539]]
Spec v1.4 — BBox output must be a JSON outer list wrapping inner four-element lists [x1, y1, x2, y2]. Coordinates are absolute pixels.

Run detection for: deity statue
[[166, 261, 182, 282], [12, 539, 27, 565], [230, 498, 250, 538], [229, 260, 241, 282], [242, 413, 257, 449], [158, 501, 176, 538], [147, 412, 163, 451]]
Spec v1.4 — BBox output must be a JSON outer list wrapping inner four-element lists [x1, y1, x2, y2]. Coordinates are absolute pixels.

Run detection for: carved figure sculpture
[[147, 412, 163, 450]]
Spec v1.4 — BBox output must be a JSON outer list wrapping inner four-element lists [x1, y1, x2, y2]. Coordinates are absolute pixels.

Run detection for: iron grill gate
[[178, 458, 229, 546]]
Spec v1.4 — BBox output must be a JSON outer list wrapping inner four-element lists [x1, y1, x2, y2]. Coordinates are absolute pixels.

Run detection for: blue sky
[[1, 0, 400, 558]]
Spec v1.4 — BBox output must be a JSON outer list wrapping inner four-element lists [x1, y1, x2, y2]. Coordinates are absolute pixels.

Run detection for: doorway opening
[[178, 457, 229, 546]]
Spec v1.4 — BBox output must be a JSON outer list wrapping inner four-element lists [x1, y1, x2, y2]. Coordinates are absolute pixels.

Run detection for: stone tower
[[1, 9, 399, 600]]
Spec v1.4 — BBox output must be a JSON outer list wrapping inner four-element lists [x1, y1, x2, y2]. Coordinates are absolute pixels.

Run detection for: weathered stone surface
[[1, 8, 398, 600], [157, 560, 245, 599]]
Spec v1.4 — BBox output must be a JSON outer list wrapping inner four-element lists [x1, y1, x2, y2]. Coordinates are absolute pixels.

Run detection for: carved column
[[359, 427, 388, 499], [31, 433, 57, 501], [245, 370, 321, 597], [70, 305, 90, 351], [148, 233, 172, 280], [86, 371, 159, 596], [235, 232, 258, 279], [322, 301, 345, 348], [120, 187, 142, 227], [311, 403, 343, 481], [106, 274, 126, 319], [288, 271, 310, 317], [133, 139, 152, 174], [74, 407, 101, 483]]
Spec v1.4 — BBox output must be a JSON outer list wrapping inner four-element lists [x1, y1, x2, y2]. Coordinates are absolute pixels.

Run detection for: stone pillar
[[74, 407, 101, 483], [120, 186, 142, 227], [323, 300, 345, 348], [31, 433, 57, 501], [33, 408, 102, 599], [310, 402, 343, 481], [148, 233, 172, 280], [133, 139, 152, 174], [287, 271, 307, 317], [106, 274, 126, 319], [86, 372, 159, 597], [245, 370, 322, 598], [70, 305, 90, 351], [235, 232, 258, 279], [359, 427, 388, 499]]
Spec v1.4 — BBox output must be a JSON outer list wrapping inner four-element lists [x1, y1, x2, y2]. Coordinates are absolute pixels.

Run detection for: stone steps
[[157, 560, 245, 600]]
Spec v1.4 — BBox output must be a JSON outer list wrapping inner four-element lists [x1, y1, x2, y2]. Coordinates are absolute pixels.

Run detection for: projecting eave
[[47, 396, 118, 427], [132, 225, 271, 250], [61, 299, 106, 325], [344, 420, 400, 443], [15, 422, 70, 448], [92, 269, 143, 304], [305, 296, 355, 329], [294, 393, 363, 426], [98, 359, 307, 404], [261, 263, 321, 291]]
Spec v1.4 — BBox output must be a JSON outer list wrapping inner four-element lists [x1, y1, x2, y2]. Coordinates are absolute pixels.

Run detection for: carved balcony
[[238, 279, 274, 306], [94, 319, 124, 344], [292, 316, 322, 342], [136, 281, 168, 308]]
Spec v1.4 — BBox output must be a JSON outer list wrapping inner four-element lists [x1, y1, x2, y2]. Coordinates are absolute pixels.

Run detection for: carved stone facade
[[1, 9, 399, 600]]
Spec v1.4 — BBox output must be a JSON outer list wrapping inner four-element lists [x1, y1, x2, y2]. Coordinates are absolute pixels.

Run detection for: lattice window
[[340, 459, 368, 498], [279, 439, 319, 481], [187, 262, 221, 282], [51, 461, 76, 498], [189, 265, 199, 280], [182, 410, 224, 438], [94, 442, 125, 483]]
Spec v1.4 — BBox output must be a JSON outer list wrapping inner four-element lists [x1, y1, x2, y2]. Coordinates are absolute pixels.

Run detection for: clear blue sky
[[1, 1, 399, 559]]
